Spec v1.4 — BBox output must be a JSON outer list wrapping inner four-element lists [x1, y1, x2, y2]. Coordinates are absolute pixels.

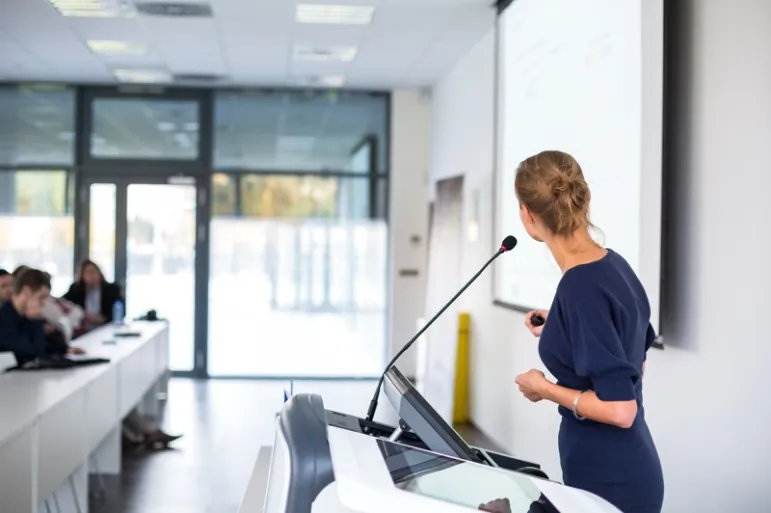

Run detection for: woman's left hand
[[515, 369, 549, 402]]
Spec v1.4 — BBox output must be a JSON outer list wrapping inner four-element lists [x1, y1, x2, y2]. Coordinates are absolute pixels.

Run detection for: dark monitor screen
[[384, 366, 480, 463]]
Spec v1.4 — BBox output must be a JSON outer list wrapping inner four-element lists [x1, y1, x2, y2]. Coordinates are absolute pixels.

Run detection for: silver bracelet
[[572, 390, 586, 420]]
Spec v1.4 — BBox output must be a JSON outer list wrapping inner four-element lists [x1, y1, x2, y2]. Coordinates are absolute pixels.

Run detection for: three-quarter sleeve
[[560, 286, 640, 402]]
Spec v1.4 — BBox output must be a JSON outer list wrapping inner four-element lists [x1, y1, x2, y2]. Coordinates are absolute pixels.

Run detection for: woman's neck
[[545, 228, 605, 273]]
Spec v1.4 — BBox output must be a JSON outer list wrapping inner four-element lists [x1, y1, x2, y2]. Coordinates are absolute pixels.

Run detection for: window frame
[[0, 82, 392, 379], [77, 86, 213, 176], [0, 166, 77, 288]]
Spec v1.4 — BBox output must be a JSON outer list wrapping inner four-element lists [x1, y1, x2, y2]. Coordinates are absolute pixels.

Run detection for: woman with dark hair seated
[[64, 259, 182, 450], [63, 259, 123, 332]]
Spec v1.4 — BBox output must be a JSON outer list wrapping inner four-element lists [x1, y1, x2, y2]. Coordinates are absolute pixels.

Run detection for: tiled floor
[[90, 379, 497, 513]]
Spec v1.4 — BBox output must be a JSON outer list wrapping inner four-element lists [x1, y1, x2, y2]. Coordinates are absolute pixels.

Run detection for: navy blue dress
[[538, 249, 664, 513]]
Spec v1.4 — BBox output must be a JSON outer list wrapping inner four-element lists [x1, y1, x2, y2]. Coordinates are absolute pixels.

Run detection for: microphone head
[[500, 235, 518, 252]]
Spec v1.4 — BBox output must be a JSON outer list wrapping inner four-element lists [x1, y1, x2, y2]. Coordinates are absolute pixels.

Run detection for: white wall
[[388, 89, 431, 376], [431, 26, 562, 473], [429, 2, 771, 511]]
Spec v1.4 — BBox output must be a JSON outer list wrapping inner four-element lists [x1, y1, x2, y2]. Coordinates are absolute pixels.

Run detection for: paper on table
[[66, 353, 93, 361]]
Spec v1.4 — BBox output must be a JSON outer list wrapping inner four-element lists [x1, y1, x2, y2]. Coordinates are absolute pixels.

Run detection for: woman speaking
[[511, 151, 664, 513]]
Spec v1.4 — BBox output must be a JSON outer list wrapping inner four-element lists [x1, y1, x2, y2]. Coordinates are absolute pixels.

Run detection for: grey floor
[[90, 379, 498, 513]]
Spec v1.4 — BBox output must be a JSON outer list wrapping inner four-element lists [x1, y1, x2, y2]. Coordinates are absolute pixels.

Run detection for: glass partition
[[0, 85, 76, 167], [208, 216, 387, 377], [209, 89, 390, 377], [208, 169, 388, 377], [213, 90, 388, 173], [90, 98, 200, 160], [0, 170, 74, 295]]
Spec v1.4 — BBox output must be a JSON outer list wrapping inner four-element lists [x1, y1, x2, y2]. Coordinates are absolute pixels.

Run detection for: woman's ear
[[523, 205, 536, 225]]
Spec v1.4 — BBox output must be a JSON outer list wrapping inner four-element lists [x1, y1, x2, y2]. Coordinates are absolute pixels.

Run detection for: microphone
[[364, 235, 518, 423]]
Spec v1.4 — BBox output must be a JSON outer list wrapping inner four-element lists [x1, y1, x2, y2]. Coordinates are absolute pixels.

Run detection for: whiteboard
[[494, 0, 664, 332]]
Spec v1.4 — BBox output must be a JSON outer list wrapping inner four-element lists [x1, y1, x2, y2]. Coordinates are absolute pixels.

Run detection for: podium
[[260, 367, 547, 513], [263, 394, 335, 513]]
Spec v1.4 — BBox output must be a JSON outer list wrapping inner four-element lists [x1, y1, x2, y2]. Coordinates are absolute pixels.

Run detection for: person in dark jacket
[[63, 259, 123, 331], [9, 265, 84, 356], [0, 268, 53, 366], [0, 268, 12, 303]]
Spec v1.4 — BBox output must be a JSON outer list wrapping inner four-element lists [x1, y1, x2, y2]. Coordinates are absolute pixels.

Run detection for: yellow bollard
[[453, 313, 470, 424]]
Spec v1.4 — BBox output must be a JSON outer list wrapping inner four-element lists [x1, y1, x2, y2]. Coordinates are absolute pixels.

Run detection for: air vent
[[173, 73, 225, 84], [135, 2, 213, 17]]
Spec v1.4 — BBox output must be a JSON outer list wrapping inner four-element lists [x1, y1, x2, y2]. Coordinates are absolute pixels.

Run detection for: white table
[[0, 321, 170, 513], [239, 446, 273, 513]]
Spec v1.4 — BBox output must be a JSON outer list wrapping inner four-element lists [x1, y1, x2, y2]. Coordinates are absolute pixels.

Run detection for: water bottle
[[112, 300, 124, 326]]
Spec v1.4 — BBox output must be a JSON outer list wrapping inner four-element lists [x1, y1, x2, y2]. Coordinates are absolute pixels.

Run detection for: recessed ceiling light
[[49, 0, 135, 18], [293, 74, 347, 88], [87, 40, 147, 56], [113, 68, 172, 83], [295, 4, 374, 25], [293, 45, 358, 62], [319, 75, 346, 88]]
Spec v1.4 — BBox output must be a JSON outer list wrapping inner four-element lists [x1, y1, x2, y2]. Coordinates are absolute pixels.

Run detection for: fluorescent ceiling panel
[[87, 40, 147, 56], [49, 0, 135, 18], [295, 4, 375, 25], [293, 45, 358, 62], [113, 68, 172, 83], [319, 75, 345, 87]]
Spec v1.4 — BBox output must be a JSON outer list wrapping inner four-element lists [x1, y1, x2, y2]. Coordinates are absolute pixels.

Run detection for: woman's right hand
[[524, 310, 549, 337], [479, 498, 512, 513]]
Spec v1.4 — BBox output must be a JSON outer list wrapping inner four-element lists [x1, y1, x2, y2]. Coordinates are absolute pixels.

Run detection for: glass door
[[126, 183, 197, 371], [81, 177, 202, 374], [88, 183, 117, 282]]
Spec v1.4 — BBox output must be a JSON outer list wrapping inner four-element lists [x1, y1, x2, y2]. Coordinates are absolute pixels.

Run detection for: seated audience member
[[12, 264, 30, 279], [0, 268, 12, 302], [63, 259, 182, 449], [63, 259, 123, 331], [0, 268, 53, 365], [12, 265, 86, 356]]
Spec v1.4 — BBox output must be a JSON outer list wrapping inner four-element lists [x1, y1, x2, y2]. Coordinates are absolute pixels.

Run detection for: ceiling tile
[[1, 0, 495, 88]]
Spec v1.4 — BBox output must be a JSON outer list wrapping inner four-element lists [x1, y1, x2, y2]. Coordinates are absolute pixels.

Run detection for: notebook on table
[[6, 354, 110, 372]]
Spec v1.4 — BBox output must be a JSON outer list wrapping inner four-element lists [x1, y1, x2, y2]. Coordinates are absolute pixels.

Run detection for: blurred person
[[13, 265, 86, 355], [63, 259, 123, 331], [64, 259, 182, 450], [11, 264, 29, 280], [0, 268, 53, 366], [0, 268, 12, 302], [42, 295, 86, 355]]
